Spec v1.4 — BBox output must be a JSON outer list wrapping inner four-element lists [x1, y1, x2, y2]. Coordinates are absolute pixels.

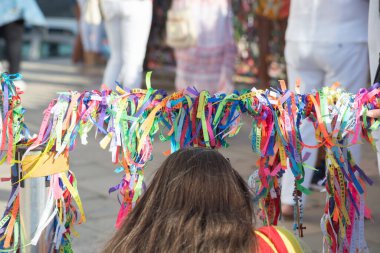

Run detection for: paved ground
[[0, 58, 379, 252]]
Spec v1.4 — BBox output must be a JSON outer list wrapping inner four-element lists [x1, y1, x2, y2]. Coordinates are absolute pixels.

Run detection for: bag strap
[[374, 53, 380, 84]]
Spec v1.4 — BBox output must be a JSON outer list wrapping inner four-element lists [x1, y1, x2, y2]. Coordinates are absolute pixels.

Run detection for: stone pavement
[[0, 58, 379, 252]]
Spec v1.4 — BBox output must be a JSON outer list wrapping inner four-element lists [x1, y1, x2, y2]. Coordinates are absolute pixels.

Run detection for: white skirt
[[173, 0, 236, 94]]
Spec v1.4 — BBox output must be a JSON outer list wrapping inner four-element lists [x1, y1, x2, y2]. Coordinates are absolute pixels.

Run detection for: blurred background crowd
[[0, 0, 294, 91]]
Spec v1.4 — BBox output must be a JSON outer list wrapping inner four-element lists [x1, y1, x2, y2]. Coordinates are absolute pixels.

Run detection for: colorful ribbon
[[0, 72, 379, 252]]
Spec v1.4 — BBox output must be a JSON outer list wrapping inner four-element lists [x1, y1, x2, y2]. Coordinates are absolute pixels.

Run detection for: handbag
[[166, 6, 197, 49]]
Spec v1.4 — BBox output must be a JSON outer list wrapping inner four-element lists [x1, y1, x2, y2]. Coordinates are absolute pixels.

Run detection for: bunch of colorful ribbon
[[243, 82, 312, 237], [0, 71, 379, 252], [0, 73, 29, 165], [0, 73, 31, 251], [246, 86, 302, 229], [0, 87, 87, 251], [159, 88, 243, 152], [314, 86, 378, 252], [106, 74, 167, 228]]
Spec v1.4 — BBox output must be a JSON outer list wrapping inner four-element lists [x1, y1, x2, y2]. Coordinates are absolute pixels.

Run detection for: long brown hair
[[104, 147, 256, 253]]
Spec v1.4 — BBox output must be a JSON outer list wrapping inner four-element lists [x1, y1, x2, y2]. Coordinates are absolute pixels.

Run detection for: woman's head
[[105, 147, 255, 253]]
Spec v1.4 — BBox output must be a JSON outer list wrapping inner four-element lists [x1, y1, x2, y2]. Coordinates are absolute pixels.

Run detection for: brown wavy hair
[[104, 147, 256, 253]]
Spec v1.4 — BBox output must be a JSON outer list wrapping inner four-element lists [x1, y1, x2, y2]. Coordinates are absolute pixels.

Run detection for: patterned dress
[[172, 0, 236, 94]]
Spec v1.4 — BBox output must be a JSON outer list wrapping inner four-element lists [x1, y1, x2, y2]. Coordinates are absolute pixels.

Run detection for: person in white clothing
[[368, 0, 380, 176], [281, 0, 369, 216], [171, 0, 236, 95], [369, 0, 380, 83], [101, 0, 152, 90], [77, 0, 105, 65]]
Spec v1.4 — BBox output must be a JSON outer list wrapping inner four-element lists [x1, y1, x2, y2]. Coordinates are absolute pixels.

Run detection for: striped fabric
[[172, 0, 236, 94], [254, 226, 306, 253]]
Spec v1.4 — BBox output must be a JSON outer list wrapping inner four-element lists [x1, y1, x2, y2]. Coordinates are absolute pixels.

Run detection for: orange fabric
[[4, 196, 19, 248], [255, 0, 290, 20]]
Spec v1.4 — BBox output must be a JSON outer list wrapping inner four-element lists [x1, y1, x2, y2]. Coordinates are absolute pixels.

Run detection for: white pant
[[368, 0, 380, 177], [369, 0, 380, 84], [281, 41, 369, 205], [79, 21, 104, 52], [101, 0, 152, 89]]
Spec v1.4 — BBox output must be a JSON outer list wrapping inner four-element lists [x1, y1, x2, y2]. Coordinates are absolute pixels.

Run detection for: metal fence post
[[15, 147, 50, 253]]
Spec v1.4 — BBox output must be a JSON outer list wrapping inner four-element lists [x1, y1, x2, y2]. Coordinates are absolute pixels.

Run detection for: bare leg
[[278, 18, 288, 83], [256, 15, 272, 89], [72, 4, 84, 63]]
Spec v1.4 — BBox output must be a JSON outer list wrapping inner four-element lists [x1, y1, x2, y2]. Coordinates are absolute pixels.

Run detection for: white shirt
[[286, 0, 369, 43], [369, 0, 380, 82]]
